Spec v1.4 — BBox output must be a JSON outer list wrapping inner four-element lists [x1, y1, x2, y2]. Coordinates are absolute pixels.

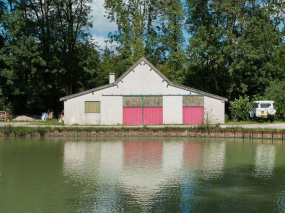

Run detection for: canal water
[[0, 137, 285, 213]]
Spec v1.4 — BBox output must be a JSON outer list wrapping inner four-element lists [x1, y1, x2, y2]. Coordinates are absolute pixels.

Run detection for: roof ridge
[[60, 56, 228, 102]]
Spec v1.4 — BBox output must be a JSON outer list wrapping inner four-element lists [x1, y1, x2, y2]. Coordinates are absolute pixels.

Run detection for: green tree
[[228, 10, 283, 100], [161, 0, 186, 84], [104, 0, 187, 81], [265, 81, 285, 120], [0, 0, 100, 114], [185, 0, 285, 101], [0, 11, 46, 114]]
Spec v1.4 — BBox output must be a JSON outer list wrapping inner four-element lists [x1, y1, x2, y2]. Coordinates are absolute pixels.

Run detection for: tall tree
[[0, 10, 46, 113], [0, 0, 100, 114], [185, 0, 285, 99], [104, 0, 186, 81], [161, 0, 185, 84]]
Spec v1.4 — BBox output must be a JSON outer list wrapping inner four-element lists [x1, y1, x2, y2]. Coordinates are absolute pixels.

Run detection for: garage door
[[183, 96, 204, 125], [143, 96, 163, 125], [123, 97, 143, 125], [123, 96, 163, 125]]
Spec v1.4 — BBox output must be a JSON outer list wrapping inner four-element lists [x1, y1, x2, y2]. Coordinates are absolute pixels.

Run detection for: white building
[[60, 57, 227, 125]]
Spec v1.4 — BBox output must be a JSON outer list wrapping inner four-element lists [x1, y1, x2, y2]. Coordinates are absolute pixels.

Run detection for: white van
[[249, 101, 276, 122]]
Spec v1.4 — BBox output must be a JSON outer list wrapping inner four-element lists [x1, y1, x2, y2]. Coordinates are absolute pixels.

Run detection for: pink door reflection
[[124, 141, 163, 169], [143, 107, 163, 125], [183, 142, 203, 168], [124, 142, 144, 167], [183, 107, 204, 125], [144, 141, 163, 166], [123, 107, 142, 125]]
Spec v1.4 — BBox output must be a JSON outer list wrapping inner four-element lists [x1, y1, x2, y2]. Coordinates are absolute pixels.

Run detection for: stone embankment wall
[[2, 128, 285, 140]]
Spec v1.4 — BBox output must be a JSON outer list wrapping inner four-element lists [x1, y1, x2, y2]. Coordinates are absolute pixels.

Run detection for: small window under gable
[[85, 101, 100, 113]]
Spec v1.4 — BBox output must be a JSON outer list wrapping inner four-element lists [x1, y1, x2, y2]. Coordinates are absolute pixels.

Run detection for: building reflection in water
[[202, 142, 226, 180], [62, 139, 216, 210], [254, 144, 276, 179], [63, 142, 87, 178], [121, 140, 165, 209], [63, 141, 101, 181], [183, 142, 203, 169], [162, 141, 184, 175], [99, 141, 124, 180], [180, 142, 203, 212]]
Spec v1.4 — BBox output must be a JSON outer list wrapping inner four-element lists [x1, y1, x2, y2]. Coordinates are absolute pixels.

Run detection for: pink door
[[123, 96, 163, 125], [183, 107, 204, 125], [123, 107, 142, 125], [143, 107, 163, 125]]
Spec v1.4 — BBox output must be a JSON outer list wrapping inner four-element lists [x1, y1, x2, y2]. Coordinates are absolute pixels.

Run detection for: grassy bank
[[1, 125, 285, 138]]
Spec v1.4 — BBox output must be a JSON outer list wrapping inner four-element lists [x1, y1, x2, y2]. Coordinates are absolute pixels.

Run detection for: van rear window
[[253, 103, 259, 108], [260, 103, 271, 108]]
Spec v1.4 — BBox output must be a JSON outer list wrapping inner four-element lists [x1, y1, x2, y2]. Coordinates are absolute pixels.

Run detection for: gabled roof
[[60, 57, 228, 101]]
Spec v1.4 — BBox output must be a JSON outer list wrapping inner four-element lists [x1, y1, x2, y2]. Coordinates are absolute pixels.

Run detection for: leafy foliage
[[104, 0, 186, 82], [0, 0, 284, 118], [185, 0, 285, 100], [229, 96, 251, 121], [265, 81, 285, 120], [0, 0, 100, 114]]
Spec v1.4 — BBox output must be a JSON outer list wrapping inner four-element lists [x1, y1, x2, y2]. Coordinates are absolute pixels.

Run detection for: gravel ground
[[12, 115, 40, 121], [221, 123, 285, 129]]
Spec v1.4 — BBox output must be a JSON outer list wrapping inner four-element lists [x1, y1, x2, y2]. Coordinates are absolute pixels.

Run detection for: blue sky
[[89, 0, 117, 49], [89, 0, 190, 50], [89, 1, 284, 50]]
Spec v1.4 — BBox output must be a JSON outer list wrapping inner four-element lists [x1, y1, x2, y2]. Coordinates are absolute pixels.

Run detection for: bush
[[265, 80, 285, 120], [229, 96, 251, 121]]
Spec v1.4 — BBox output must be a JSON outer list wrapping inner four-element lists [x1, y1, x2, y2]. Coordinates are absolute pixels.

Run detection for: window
[[260, 103, 271, 108], [143, 96, 162, 107], [123, 97, 142, 107], [253, 103, 259, 108], [85, 101, 100, 113], [183, 96, 204, 107]]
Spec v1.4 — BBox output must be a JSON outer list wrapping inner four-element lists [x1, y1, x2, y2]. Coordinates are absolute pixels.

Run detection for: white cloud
[[91, 35, 118, 51], [89, 0, 117, 37]]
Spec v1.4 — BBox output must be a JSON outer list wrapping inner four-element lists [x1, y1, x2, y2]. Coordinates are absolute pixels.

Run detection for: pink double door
[[123, 96, 163, 125], [183, 96, 204, 125]]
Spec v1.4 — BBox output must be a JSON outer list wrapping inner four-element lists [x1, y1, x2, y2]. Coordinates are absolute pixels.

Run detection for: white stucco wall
[[63, 61, 225, 125], [64, 90, 123, 125], [64, 96, 101, 125], [101, 96, 123, 125], [204, 96, 225, 124], [163, 96, 183, 124]]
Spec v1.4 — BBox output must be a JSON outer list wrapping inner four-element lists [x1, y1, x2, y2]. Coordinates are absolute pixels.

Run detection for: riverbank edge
[[1, 125, 285, 140]]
